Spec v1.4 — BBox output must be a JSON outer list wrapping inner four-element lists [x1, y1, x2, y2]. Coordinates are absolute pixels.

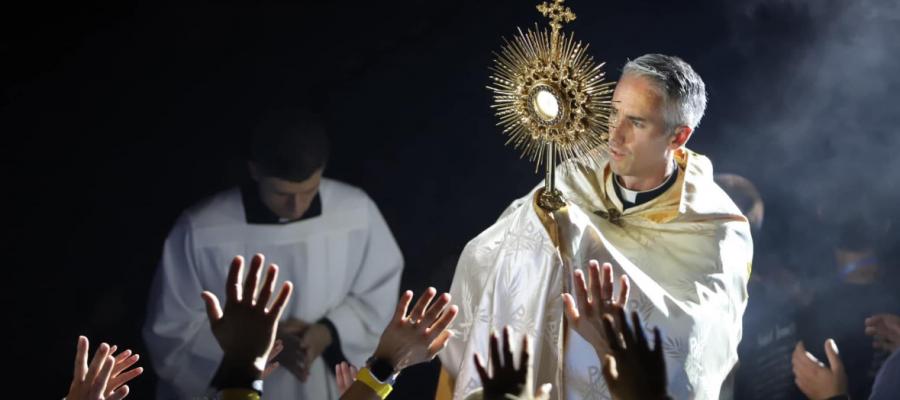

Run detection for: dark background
[[3, 0, 899, 398]]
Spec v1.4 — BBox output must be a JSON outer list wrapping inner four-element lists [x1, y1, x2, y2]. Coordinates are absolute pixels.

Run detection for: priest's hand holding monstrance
[[488, 0, 614, 211]]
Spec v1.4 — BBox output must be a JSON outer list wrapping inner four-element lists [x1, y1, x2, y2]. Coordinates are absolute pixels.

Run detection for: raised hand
[[371, 288, 459, 371], [473, 327, 552, 400], [791, 340, 848, 400], [104, 345, 143, 398], [66, 336, 138, 400], [600, 308, 668, 400], [202, 254, 293, 374], [562, 260, 630, 357], [337, 289, 459, 400]]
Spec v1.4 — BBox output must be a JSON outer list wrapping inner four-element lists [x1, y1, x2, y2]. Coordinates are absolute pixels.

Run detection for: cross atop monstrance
[[488, 0, 614, 210], [537, 0, 576, 34]]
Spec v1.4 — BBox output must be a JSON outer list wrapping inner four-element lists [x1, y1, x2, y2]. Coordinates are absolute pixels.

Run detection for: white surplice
[[144, 178, 403, 399], [441, 149, 752, 400]]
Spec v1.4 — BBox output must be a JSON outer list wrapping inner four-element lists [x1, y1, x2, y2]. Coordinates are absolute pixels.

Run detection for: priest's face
[[256, 168, 323, 220], [608, 73, 681, 190]]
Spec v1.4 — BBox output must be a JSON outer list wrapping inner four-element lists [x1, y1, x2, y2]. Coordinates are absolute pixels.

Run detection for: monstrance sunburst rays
[[487, 0, 614, 210]]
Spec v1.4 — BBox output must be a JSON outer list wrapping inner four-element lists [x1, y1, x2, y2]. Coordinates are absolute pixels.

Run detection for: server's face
[[257, 169, 323, 220]]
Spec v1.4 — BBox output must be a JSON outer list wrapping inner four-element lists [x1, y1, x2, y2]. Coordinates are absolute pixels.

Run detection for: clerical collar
[[240, 182, 322, 225], [613, 165, 678, 210]]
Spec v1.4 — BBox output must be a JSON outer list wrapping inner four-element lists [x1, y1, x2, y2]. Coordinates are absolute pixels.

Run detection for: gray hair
[[622, 53, 708, 130]]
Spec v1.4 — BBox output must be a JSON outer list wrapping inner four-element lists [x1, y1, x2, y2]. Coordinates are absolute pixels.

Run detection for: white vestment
[[144, 178, 403, 399], [440, 149, 752, 400]]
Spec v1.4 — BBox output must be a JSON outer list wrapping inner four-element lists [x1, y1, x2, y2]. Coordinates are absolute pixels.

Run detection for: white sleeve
[[143, 214, 222, 397], [324, 197, 404, 364]]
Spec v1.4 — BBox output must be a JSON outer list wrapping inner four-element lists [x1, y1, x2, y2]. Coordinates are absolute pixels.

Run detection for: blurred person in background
[[797, 206, 898, 400]]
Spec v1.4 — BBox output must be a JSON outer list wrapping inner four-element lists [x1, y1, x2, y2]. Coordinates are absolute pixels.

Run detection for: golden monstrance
[[488, 0, 614, 210]]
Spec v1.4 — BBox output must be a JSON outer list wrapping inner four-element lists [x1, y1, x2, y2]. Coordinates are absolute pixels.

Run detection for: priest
[[438, 54, 752, 400], [144, 108, 404, 399]]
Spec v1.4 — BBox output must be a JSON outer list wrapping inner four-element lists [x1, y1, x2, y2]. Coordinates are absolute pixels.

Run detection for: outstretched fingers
[[243, 253, 265, 305], [427, 304, 458, 340], [409, 287, 437, 323], [393, 290, 414, 322], [226, 256, 244, 306], [73, 336, 89, 382], [256, 263, 279, 310], [268, 281, 293, 321], [617, 274, 630, 306], [474, 352, 490, 383]]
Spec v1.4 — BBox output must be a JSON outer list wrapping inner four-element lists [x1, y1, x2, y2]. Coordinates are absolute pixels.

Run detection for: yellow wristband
[[218, 388, 261, 400], [356, 367, 394, 399]]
